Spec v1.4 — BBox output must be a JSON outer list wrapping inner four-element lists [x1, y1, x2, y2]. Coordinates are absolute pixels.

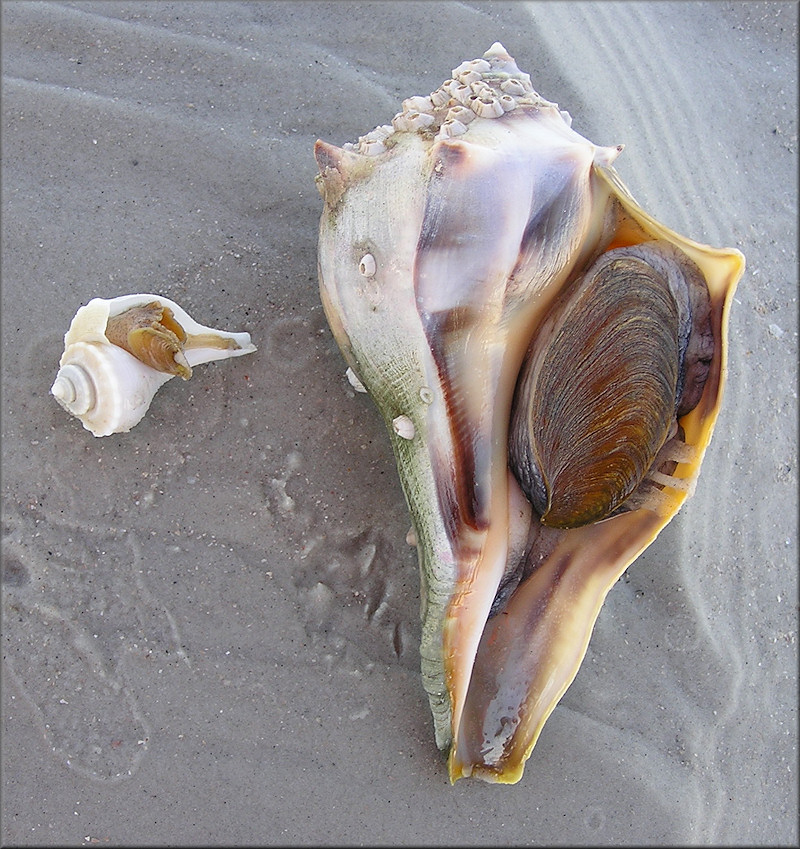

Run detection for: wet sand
[[2, 2, 797, 844]]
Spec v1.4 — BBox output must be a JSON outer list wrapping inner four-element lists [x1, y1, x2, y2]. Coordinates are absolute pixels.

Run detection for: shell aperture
[[51, 294, 256, 437], [314, 43, 745, 782], [104, 301, 193, 379]]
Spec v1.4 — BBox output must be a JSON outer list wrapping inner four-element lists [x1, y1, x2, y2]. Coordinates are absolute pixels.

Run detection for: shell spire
[[314, 140, 373, 206], [482, 41, 522, 72]]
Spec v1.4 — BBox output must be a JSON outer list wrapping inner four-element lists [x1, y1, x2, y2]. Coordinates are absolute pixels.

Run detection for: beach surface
[[2, 2, 797, 844]]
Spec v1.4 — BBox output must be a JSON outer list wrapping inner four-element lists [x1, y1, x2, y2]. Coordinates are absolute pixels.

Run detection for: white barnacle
[[499, 94, 517, 113], [470, 96, 504, 119], [373, 124, 394, 140], [392, 414, 415, 440], [412, 111, 436, 129], [356, 127, 389, 154], [452, 58, 490, 77], [403, 95, 435, 114], [430, 86, 452, 107], [500, 78, 526, 97], [392, 110, 435, 132], [469, 79, 493, 97], [359, 138, 387, 156], [359, 253, 376, 277], [419, 386, 434, 404], [445, 104, 475, 125], [436, 119, 468, 140], [448, 82, 472, 105], [456, 69, 482, 86], [467, 58, 491, 74]]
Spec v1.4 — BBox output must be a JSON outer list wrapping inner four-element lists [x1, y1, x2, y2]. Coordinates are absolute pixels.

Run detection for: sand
[[1, 1, 797, 844]]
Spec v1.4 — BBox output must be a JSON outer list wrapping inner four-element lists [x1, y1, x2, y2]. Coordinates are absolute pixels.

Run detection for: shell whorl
[[50, 339, 172, 437], [51, 361, 96, 415]]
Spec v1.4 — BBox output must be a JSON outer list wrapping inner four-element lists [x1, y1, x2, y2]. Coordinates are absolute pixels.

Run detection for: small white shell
[[50, 294, 256, 437], [359, 253, 377, 277], [345, 366, 367, 393], [392, 414, 415, 440]]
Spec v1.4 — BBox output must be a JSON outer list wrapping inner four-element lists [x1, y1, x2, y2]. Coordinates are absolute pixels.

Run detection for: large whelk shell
[[314, 43, 745, 783], [51, 294, 256, 436]]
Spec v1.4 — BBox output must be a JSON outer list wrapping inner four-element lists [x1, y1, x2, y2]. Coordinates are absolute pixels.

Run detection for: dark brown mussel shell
[[509, 240, 712, 529]]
